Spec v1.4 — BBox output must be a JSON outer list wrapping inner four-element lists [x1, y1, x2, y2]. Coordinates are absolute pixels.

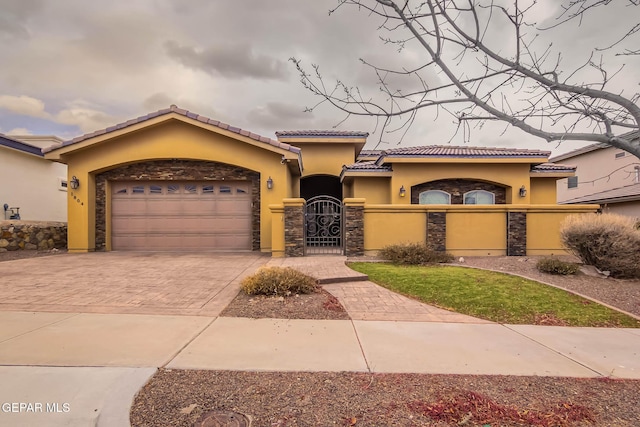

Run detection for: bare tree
[[292, 0, 640, 157]]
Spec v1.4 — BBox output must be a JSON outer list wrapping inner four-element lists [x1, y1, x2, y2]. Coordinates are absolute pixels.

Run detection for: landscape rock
[[0, 220, 67, 252]]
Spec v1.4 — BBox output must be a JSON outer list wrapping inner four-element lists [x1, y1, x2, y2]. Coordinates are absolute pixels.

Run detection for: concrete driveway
[[0, 252, 268, 316]]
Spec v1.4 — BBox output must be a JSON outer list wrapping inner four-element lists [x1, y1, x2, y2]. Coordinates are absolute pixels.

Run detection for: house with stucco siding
[[43, 105, 597, 256], [550, 132, 640, 218], [1, 134, 67, 222]]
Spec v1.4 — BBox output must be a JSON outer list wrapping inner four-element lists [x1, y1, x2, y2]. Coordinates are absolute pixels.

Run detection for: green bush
[[561, 214, 640, 278], [240, 267, 318, 296], [536, 258, 580, 275], [379, 242, 454, 265]]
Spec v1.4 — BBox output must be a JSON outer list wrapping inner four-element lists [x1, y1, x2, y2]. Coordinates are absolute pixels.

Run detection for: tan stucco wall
[[601, 200, 640, 218], [352, 177, 391, 204], [0, 147, 67, 222], [364, 205, 426, 249], [297, 144, 356, 177], [269, 204, 285, 257], [59, 119, 293, 252], [446, 210, 507, 256], [361, 203, 598, 256], [387, 162, 533, 204], [530, 178, 558, 204]]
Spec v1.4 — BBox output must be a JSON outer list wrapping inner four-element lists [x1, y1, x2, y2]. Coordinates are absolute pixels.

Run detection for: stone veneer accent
[[411, 179, 506, 204], [343, 201, 364, 256], [0, 221, 67, 251], [284, 201, 305, 257], [95, 160, 260, 251], [426, 212, 446, 252], [507, 212, 527, 256]]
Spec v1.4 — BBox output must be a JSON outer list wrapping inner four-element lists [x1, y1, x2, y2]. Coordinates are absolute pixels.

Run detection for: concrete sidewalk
[[1, 312, 639, 426], [1, 311, 639, 377]]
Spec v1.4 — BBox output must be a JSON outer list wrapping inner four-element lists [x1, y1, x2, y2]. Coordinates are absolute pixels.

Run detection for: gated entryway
[[305, 196, 343, 255]]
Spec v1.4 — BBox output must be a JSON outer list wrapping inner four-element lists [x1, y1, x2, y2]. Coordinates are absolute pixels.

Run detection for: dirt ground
[[221, 287, 351, 320], [131, 371, 640, 426]]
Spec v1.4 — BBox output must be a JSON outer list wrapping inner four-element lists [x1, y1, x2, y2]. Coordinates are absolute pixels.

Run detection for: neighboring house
[[549, 131, 640, 218], [43, 105, 596, 256], [0, 134, 67, 222]]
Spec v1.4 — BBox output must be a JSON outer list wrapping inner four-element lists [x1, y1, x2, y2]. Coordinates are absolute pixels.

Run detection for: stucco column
[[343, 198, 365, 257], [507, 211, 527, 256], [269, 204, 285, 257], [427, 211, 447, 252], [283, 198, 305, 257]]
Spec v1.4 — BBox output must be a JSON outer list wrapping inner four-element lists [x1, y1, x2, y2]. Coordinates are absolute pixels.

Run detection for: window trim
[[418, 190, 451, 205], [463, 190, 495, 205]]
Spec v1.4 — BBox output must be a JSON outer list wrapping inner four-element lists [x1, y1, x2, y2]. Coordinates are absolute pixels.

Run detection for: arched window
[[419, 190, 451, 204], [463, 190, 495, 205]]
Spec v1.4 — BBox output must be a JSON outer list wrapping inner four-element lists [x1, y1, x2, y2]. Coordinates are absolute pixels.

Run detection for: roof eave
[[530, 171, 575, 178], [44, 113, 300, 163], [378, 155, 550, 164], [561, 194, 640, 205], [340, 170, 393, 182]]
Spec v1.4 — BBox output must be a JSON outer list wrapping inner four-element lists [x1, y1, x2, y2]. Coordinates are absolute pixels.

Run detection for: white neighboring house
[[549, 131, 640, 219], [0, 134, 67, 222]]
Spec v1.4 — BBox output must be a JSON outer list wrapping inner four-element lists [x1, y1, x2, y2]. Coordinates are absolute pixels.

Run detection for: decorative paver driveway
[[0, 252, 268, 316]]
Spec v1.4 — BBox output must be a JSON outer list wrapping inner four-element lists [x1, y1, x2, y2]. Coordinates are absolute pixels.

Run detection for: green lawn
[[349, 263, 640, 327]]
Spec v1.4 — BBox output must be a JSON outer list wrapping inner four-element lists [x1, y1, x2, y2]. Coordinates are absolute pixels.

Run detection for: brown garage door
[[111, 181, 251, 251]]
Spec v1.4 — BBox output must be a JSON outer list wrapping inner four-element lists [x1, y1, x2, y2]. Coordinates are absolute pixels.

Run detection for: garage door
[[111, 181, 252, 251]]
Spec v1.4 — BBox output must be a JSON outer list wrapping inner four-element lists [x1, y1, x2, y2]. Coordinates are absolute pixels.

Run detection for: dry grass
[[240, 266, 318, 296], [561, 214, 640, 278]]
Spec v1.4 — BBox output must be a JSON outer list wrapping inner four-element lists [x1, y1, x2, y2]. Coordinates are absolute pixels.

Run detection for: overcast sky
[[0, 0, 637, 155]]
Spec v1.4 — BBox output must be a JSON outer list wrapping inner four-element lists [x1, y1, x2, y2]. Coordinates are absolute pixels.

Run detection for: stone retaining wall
[[0, 221, 67, 251]]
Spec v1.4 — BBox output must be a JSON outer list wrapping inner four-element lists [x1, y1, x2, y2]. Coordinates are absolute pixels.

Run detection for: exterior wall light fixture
[[399, 185, 406, 197], [70, 176, 80, 190], [267, 176, 273, 190], [519, 185, 527, 198]]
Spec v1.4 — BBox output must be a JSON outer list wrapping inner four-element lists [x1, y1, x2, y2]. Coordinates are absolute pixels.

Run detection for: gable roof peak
[[44, 105, 300, 155]]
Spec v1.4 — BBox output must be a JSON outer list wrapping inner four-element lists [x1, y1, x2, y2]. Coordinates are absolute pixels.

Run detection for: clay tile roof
[[379, 145, 551, 159], [342, 161, 392, 172], [530, 163, 576, 173], [275, 130, 369, 138], [44, 105, 300, 154]]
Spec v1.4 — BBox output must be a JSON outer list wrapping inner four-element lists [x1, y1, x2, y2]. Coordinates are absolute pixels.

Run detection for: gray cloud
[[247, 102, 315, 129], [0, 0, 43, 39], [164, 40, 288, 80], [0, 0, 635, 156]]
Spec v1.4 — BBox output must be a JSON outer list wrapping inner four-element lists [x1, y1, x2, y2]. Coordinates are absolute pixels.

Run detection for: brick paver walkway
[[0, 252, 268, 316], [273, 256, 490, 323]]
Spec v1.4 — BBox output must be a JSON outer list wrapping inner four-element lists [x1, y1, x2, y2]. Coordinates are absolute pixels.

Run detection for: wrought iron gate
[[305, 196, 343, 255]]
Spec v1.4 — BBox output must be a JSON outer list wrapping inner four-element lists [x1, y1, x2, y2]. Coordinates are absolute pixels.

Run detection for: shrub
[[240, 267, 318, 296], [560, 214, 640, 278], [379, 242, 454, 265], [536, 258, 580, 275]]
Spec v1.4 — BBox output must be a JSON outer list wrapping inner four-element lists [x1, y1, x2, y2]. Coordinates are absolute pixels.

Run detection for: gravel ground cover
[[131, 370, 640, 426]]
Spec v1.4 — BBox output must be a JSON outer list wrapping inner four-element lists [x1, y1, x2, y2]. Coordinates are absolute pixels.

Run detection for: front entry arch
[[300, 175, 342, 200]]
